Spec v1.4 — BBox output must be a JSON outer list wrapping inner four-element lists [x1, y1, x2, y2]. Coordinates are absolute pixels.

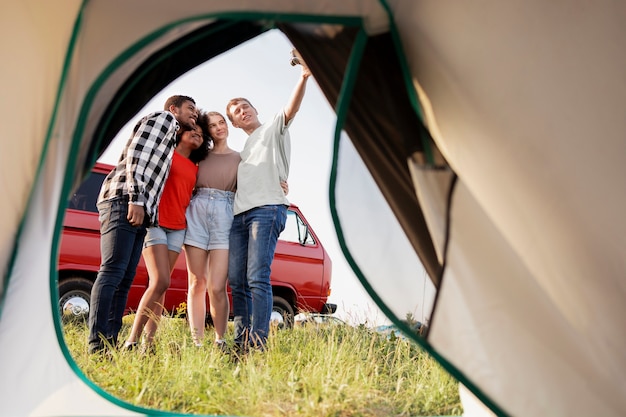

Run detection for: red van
[[57, 162, 335, 326]]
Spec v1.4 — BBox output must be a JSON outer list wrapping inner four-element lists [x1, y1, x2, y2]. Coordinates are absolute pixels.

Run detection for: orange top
[[158, 151, 198, 229]]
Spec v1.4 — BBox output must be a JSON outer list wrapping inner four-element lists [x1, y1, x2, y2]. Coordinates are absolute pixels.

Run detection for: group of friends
[[87, 63, 311, 355]]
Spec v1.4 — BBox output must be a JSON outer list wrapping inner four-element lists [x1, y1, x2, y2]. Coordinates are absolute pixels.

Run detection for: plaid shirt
[[98, 110, 179, 226]]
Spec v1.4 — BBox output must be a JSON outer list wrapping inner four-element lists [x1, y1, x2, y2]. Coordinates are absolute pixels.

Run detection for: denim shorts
[[144, 226, 186, 253], [184, 188, 234, 250]]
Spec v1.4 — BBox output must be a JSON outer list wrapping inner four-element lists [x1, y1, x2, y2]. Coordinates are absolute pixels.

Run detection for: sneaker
[[233, 342, 249, 357], [214, 340, 229, 353], [121, 341, 137, 351], [88, 343, 105, 355], [88, 337, 116, 355], [139, 343, 156, 356]]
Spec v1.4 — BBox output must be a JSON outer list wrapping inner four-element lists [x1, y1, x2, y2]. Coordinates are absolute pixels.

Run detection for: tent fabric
[[281, 23, 443, 282], [394, 3, 626, 416], [2, 1, 626, 416], [0, 0, 82, 297]]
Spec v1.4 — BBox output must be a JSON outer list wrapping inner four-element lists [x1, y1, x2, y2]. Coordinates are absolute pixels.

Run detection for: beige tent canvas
[[1, 1, 625, 416]]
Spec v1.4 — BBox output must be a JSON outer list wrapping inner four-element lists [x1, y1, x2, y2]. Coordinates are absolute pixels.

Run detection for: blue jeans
[[228, 205, 287, 348], [88, 197, 147, 352]]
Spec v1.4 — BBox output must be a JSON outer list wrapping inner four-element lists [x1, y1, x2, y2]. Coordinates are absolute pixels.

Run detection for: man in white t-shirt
[[226, 63, 311, 350]]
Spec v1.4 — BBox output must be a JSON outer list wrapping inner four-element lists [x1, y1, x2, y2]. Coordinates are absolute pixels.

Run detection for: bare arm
[[283, 65, 311, 125]]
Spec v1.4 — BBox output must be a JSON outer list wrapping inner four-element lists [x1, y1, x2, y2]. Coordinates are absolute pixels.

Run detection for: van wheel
[[271, 296, 294, 329], [58, 276, 93, 322]]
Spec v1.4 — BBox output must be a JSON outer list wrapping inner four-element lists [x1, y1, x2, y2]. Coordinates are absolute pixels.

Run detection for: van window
[[280, 210, 316, 246], [68, 172, 106, 213]]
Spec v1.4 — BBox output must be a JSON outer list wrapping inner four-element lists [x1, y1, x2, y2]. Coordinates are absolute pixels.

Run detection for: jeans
[[87, 197, 147, 352], [228, 205, 287, 348]]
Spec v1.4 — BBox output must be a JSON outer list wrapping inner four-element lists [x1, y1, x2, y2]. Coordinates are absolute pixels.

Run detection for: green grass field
[[64, 315, 462, 416]]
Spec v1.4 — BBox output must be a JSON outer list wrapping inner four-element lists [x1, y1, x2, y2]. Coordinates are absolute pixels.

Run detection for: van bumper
[[320, 303, 337, 314]]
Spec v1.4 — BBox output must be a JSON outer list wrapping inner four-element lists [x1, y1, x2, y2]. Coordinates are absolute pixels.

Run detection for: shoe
[[248, 335, 267, 353], [139, 343, 156, 356], [233, 342, 249, 356], [121, 341, 137, 351], [227, 343, 247, 363], [88, 344, 106, 355], [88, 336, 116, 355], [214, 340, 229, 353], [249, 342, 266, 354]]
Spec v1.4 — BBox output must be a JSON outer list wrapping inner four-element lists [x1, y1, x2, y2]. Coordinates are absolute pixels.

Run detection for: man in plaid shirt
[[88, 95, 198, 354]]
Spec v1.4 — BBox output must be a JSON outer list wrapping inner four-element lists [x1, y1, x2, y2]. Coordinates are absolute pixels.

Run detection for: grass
[[63, 314, 462, 416]]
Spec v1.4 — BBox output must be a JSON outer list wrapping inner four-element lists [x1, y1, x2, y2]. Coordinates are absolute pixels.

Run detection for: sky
[[99, 29, 392, 326]]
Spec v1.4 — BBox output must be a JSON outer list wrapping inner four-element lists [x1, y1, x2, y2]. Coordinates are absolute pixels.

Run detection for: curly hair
[[188, 131, 211, 164], [175, 110, 211, 164], [186, 110, 215, 164]]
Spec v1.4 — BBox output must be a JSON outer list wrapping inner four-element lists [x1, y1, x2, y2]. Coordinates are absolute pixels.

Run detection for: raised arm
[[283, 64, 311, 125]]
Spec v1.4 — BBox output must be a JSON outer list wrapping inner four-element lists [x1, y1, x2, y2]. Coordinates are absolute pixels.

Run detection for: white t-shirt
[[234, 111, 292, 215]]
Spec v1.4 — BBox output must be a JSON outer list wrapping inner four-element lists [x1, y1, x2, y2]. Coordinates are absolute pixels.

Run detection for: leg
[[207, 249, 229, 341], [108, 230, 145, 343], [246, 205, 287, 347], [88, 199, 145, 353], [185, 245, 209, 345], [228, 213, 251, 347], [126, 243, 173, 345], [142, 293, 164, 342], [143, 249, 180, 342]]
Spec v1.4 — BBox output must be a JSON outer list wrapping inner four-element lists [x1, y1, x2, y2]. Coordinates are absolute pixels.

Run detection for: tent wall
[[281, 23, 443, 283], [0, 1, 82, 301], [394, 1, 626, 416], [1, 0, 625, 416], [0, 2, 391, 416]]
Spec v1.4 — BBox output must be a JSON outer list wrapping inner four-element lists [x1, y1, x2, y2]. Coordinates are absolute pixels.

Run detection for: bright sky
[[99, 29, 391, 326]]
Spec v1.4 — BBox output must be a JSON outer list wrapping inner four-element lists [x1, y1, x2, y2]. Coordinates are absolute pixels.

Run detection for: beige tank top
[[195, 151, 240, 192]]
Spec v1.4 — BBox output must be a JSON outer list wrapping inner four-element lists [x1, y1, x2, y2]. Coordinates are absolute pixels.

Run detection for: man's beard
[[180, 118, 196, 130]]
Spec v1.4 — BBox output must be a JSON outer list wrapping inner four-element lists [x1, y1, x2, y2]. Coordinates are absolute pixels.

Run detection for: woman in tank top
[[183, 111, 240, 348]]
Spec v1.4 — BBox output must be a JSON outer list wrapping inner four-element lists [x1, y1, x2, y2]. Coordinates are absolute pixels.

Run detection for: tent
[[1, 1, 625, 415]]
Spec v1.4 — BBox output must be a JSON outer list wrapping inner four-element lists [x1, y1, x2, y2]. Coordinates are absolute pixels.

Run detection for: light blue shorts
[[143, 226, 186, 253], [184, 188, 235, 250]]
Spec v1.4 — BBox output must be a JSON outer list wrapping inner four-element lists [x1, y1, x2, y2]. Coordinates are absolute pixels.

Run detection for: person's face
[[179, 125, 203, 150], [208, 114, 228, 142], [228, 100, 258, 131], [171, 100, 198, 130]]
